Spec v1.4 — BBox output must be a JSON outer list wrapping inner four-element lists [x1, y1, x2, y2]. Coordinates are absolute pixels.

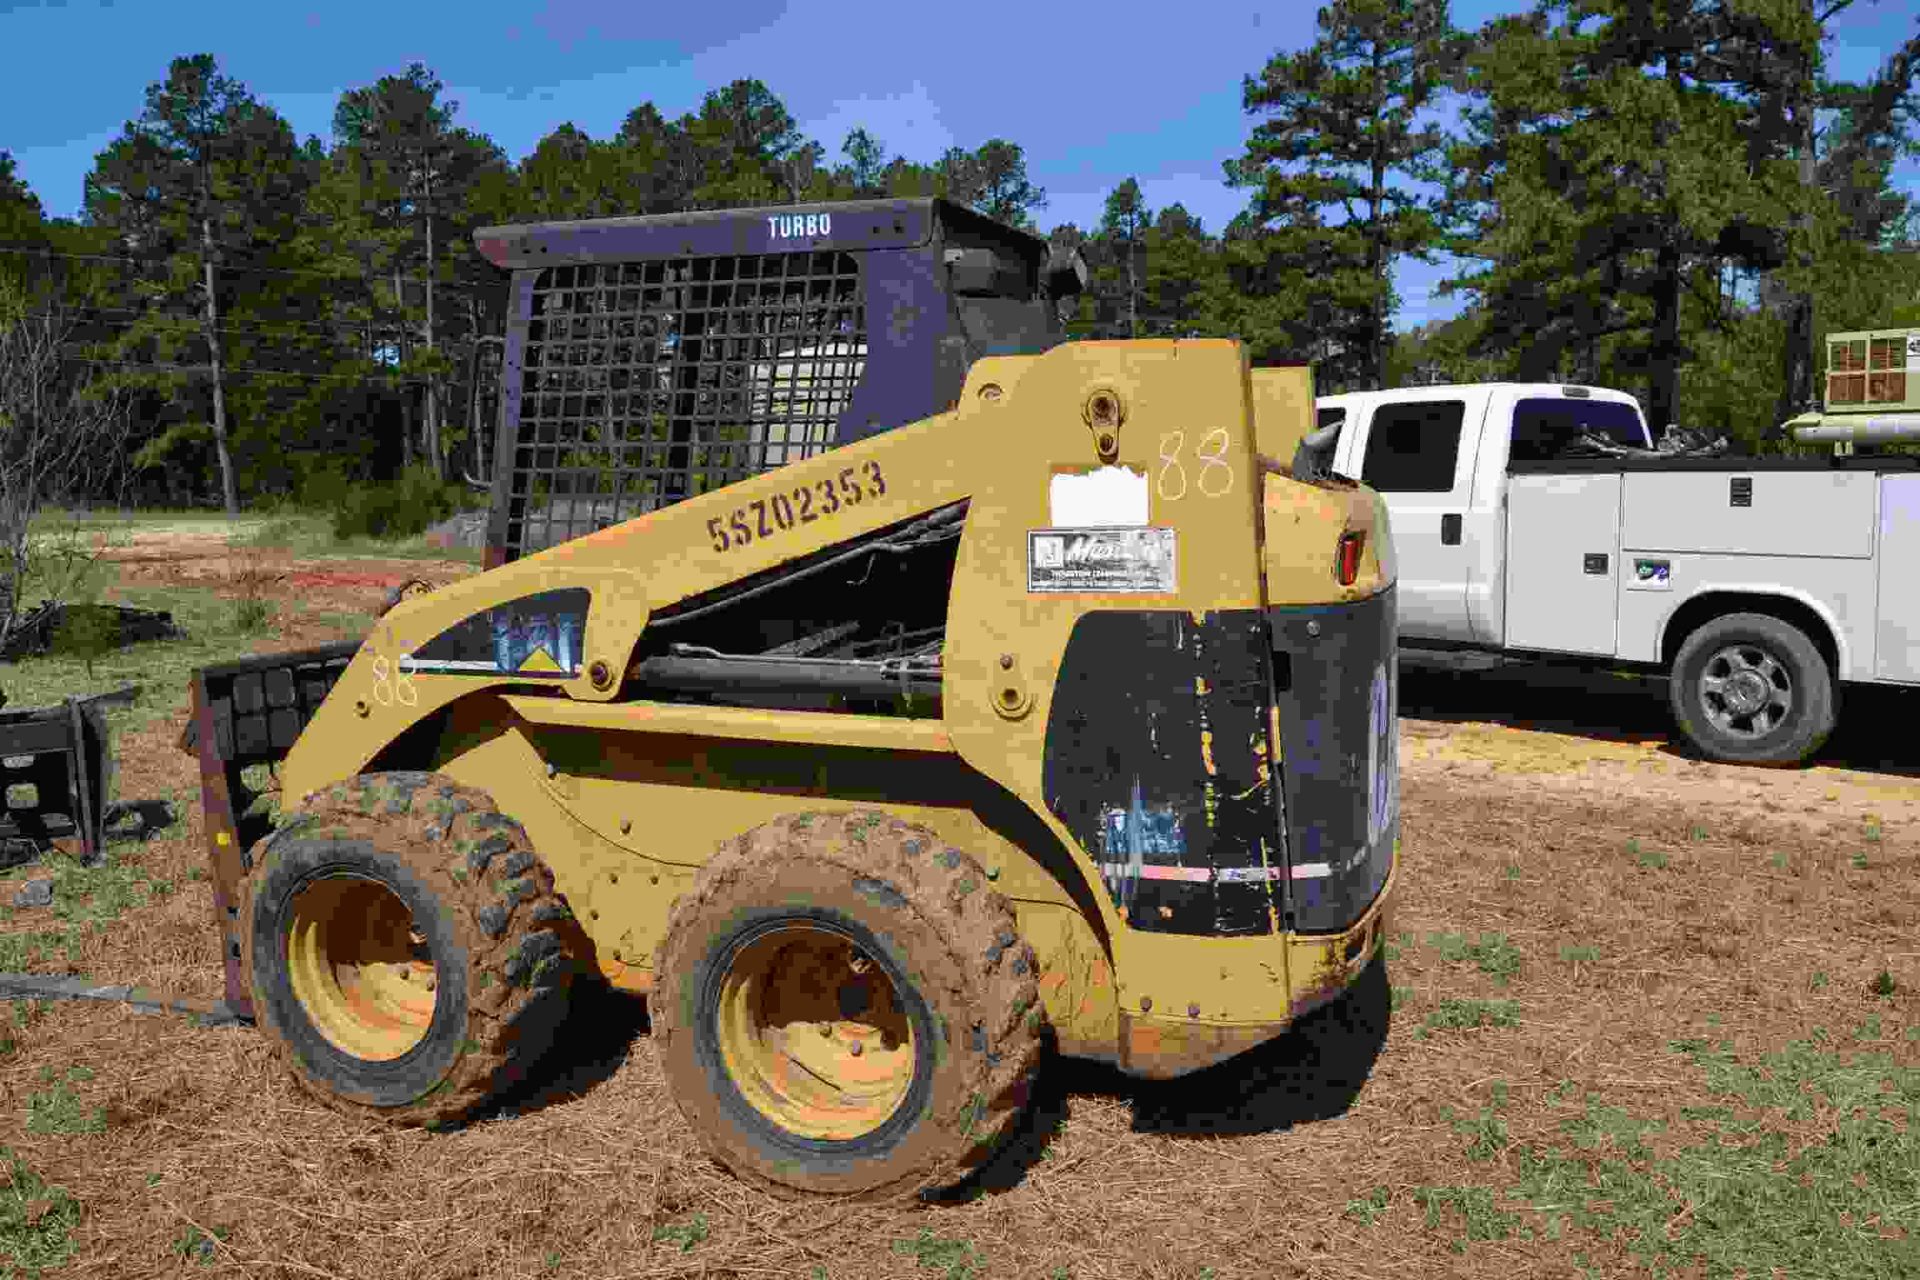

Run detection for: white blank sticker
[[1049, 466, 1148, 528]]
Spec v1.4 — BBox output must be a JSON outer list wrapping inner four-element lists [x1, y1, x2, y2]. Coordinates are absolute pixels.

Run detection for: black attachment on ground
[[0, 684, 141, 865]]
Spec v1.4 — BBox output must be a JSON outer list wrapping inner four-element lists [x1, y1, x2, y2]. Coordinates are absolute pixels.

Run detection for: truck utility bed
[[1503, 459, 1920, 684]]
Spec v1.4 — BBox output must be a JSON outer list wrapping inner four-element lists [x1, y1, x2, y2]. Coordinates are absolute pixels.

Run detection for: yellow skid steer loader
[[182, 197, 1399, 1200]]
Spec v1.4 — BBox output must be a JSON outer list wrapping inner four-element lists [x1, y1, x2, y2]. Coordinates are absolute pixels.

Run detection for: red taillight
[[1336, 531, 1365, 585]]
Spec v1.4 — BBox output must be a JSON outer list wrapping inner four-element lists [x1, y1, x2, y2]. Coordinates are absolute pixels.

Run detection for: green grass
[[1416, 1030, 1920, 1275], [1558, 943, 1601, 965], [1428, 931, 1522, 984], [1414, 1186, 1519, 1252], [241, 509, 483, 564], [650, 1213, 708, 1253], [4, 502, 474, 749], [27, 506, 261, 537], [26, 1067, 104, 1136], [1346, 1185, 1392, 1225], [0, 848, 180, 943], [1442, 1103, 1512, 1162], [1, 581, 374, 756], [1624, 837, 1673, 869], [892, 1230, 984, 1280], [1420, 999, 1522, 1035], [3, 582, 287, 725], [0, 932, 82, 971], [0, 1147, 82, 1277]]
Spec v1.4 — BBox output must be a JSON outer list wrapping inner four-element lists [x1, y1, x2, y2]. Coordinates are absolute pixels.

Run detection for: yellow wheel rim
[[714, 926, 917, 1141], [284, 876, 437, 1061]]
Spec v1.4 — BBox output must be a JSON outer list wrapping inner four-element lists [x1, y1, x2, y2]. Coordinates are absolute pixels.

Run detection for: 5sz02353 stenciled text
[[706, 460, 889, 553]]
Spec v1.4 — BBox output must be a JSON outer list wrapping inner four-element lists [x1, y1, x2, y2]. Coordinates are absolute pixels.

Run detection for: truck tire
[[1668, 613, 1835, 766], [244, 772, 588, 1128], [651, 809, 1042, 1200]]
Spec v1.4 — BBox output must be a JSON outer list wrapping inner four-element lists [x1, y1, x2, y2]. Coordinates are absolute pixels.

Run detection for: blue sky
[[3, 0, 1916, 330]]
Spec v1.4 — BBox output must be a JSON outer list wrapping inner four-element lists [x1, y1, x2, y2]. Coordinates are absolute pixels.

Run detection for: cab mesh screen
[[503, 251, 867, 560]]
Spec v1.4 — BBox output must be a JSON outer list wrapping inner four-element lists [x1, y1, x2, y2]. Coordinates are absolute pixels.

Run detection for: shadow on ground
[[469, 976, 651, 1125], [950, 953, 1393, 1198], [1397, 656, 1920, 777], [496, 957, 1393, 1197]]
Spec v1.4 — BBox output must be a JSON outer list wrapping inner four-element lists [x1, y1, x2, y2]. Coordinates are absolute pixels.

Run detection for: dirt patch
[[0, 607, 1913, 1277], [98, 533, 477, 628]]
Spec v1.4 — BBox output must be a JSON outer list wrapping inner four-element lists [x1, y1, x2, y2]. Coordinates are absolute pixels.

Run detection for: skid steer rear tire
[[652, 809, 1042, 1200], [244, 772, 588, 1128]]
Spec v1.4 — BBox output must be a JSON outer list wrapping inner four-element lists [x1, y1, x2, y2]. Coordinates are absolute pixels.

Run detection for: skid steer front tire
[[244, 772, 588, 1128], [652, 810, 1042, 1200]]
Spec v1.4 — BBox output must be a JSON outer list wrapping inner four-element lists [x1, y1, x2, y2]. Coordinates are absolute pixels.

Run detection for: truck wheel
[[244, 772, 588, 1127], [651, 810, 1042, 1200], [1669, 613, 1835, 766]]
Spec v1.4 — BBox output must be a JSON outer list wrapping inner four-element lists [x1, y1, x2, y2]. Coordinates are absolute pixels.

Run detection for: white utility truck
[[1315, 330, 1920, 766]]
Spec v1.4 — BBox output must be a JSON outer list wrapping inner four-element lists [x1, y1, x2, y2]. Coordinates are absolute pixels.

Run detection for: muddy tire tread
[[651, 808, 1042, 1200], [244, 770, 587, 1128]]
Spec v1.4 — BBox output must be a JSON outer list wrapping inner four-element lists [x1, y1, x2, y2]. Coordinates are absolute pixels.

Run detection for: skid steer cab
[[182, 199, 1398, 1202]]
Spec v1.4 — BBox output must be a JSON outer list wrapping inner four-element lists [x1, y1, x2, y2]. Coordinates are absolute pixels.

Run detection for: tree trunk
[[466, 336, 485, 484], [393, 261, 413, 468], [1648, 54, 1688, 436], [1776, 79, 1819, 422], [200, 217, 239, 517], [1127, 231, 1139, 338], [423, 189, 444, 481], [1367, 44, 1388, 391], [1649, 236, 1684, 432]]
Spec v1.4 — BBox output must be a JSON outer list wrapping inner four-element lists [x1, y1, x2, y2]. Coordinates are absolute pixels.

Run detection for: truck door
[[1346, 396, 1483, 642]]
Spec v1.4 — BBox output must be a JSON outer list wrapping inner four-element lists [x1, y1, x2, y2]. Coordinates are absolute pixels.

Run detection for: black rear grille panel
[[505, 251, 868, 560]]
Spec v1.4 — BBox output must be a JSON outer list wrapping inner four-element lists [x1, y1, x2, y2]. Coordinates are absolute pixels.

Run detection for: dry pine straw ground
[[0, 624, 1916, 1276]]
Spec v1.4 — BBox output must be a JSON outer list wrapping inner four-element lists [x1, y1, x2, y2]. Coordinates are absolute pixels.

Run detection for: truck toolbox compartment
[[1621, 470, 1877, 558], [1504, 473, 1620, 656]]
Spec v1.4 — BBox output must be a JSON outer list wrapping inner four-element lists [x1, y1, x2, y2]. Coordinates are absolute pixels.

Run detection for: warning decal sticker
[[1027, 527, 1176, 594], [410, 587, 590, 677]]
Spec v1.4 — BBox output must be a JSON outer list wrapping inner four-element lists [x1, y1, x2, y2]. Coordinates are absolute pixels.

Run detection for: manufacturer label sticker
[[1028, 527, 1176, 593], [1627, 557, 1672, 591]]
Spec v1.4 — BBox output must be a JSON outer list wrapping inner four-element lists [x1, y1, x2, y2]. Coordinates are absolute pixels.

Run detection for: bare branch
[[0, 277, 137, 645]]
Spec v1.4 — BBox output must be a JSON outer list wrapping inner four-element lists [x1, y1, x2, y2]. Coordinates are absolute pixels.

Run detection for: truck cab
[[1320, 383, 1649, 647]]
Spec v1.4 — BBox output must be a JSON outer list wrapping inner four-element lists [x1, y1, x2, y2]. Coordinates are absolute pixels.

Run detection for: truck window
[[1359, 400, 1465, 493], [1510, 398, 1646, 461]]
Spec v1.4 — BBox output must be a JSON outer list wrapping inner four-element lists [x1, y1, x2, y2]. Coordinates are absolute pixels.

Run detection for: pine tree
[[1227, 0, 1459, 389]]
